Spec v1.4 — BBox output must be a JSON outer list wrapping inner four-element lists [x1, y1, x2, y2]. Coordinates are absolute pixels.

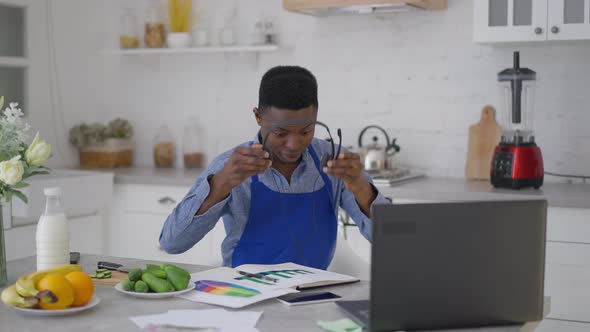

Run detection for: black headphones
[[261, 118, 342, 168]]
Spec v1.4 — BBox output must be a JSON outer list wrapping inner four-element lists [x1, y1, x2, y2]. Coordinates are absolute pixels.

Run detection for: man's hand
[[323, 152, 376, 217], [197, 144, 271, 216], [214, 144, 272, 192], [322, 152, 367, 193]]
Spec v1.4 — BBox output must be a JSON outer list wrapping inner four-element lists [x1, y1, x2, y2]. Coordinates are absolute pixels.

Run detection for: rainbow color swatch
[[195, 280, 261, 297]]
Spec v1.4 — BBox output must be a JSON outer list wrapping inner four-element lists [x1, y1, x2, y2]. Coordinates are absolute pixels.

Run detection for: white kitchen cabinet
[[69, 214, 105, 255], [544, 206, 590, 322], [548, 0, 590, 40], [5, 214, 105, 261], [546, 206, 590, 243], [474, 0, 590, 42], [107, 184, 225, 266], [545, 242, 590, 322]]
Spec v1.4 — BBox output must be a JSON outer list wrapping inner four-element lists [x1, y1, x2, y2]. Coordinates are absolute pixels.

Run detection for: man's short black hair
[[258, 65, 318, 111]]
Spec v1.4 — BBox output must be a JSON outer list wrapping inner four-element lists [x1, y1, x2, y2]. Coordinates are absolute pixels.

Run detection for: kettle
[[358, 125, 400, 172]]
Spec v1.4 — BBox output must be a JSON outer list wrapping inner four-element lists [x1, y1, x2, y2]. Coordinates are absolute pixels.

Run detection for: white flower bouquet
[[0, 96, 51, 203]]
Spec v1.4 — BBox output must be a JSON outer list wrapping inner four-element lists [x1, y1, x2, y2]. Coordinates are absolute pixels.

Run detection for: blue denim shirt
[[159, 135, 390, 267]]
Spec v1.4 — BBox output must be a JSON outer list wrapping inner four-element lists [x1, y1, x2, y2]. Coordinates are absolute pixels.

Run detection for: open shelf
[[103, 44, 279, 55]]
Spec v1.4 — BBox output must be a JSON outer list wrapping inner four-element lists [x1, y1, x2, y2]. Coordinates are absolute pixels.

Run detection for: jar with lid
[[120, 7, 139, 49], [154, 125, 175, 168], [145, 0, 166, 48], [191, 8, 209, 47], [263, 18, 276, 45], [182, 118, 205, 169], [219, 8, 236, 46]]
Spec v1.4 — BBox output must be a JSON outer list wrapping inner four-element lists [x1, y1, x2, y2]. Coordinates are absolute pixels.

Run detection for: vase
[[0, 202, 8, 286]]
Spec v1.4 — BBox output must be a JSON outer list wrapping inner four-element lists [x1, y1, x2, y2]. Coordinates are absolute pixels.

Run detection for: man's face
[[255, 105, 317, 165]]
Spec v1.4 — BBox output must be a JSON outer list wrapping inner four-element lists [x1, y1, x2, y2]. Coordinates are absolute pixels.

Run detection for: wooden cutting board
[[466, 105, 502, 180], [92, 271, 128, 286]]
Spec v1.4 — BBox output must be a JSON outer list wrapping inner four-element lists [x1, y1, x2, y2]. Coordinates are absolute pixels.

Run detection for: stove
[[369, 167, 425, 186]]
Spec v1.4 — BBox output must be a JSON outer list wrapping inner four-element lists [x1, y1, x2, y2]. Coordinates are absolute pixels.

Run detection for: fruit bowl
[[11, 296, 100, 316]]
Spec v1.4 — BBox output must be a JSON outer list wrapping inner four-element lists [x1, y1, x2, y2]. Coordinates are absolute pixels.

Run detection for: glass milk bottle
[[36, 187, 70, 271]]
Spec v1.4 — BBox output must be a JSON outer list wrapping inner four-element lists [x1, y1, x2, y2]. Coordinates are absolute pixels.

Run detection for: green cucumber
[[121, 279, 135, 291], [143, 268, 167, 279], [128, 268, 143, 282], [134, 280, 149, 293], [141, 272, 175, 293]]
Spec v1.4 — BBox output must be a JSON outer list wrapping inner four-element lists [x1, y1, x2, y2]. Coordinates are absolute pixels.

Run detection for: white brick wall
[[47, 0, 590, 179]]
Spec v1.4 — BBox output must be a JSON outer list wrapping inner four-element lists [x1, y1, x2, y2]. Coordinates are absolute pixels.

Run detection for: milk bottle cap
[[44, 187, 62, 196]]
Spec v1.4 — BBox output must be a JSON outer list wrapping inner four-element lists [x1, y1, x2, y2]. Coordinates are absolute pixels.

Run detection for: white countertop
[[90, 167, 203, 187], [376, 177, 590, 209], [87, 167, 590, 209]]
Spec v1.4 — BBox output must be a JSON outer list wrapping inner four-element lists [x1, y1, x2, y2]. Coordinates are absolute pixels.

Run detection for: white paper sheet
[[129, 308, 263, 331]]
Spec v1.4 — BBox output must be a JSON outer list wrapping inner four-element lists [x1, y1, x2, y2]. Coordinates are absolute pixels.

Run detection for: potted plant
[[69, 118, 134, 168], [0, 96, 52, 286]]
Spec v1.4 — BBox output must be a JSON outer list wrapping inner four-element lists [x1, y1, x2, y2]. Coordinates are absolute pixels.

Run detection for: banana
[[1, 284, 38, 308], [15, 264, 82, 298]]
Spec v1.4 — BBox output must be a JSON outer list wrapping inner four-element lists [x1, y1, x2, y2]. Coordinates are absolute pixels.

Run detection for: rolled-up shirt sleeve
[[159, 154, 231, 254], [338, 174, 390, 242]]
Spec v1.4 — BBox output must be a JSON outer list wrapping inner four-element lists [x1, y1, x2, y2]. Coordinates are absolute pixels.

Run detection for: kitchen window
[[0, 0, 30, 112]]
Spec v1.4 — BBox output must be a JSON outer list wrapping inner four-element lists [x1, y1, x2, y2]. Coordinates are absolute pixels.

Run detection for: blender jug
[[498, 52, 536, 144]]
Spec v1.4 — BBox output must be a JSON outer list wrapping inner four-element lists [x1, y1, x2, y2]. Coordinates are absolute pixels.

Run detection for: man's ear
[[253, 107, 262, 126]]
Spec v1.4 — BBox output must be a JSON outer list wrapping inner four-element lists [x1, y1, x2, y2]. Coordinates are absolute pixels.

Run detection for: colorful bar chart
[[195, 280, 261, 297]]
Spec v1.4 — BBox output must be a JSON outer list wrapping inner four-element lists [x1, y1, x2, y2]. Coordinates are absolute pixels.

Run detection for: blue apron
[[231, 146, 338, 270]]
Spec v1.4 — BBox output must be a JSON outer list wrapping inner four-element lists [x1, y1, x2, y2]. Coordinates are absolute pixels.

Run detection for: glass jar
[[263, 18, 276, 45], [145, 0, 166, 48], [250, 18, 266, 45], [120, 7, 139, 49], [154, 125, 175, 168], [182, 118, 204, 169], [219, 8, 236, 46], [191, 8, 209, 46]]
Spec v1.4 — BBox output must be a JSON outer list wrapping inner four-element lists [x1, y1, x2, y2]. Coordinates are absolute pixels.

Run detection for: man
[[159, 65, 390, 269]]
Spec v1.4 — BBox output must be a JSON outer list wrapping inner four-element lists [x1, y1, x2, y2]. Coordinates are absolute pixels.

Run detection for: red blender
[[491, 51, 544, 189]]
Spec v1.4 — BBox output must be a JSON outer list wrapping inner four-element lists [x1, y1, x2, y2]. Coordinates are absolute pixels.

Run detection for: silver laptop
[[337, 200, 547, 331]]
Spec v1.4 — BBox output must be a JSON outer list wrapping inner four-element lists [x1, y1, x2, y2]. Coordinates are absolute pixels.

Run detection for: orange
[[36, 273, 75, 309], [65, 271, 94, 306]]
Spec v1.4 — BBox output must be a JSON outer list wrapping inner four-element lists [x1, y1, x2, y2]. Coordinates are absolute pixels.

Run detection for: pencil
[[237, 270, 279, 283]]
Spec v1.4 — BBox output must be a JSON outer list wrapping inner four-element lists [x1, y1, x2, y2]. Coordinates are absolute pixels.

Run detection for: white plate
[[114, 282, 195, 299], [12, 296, 100, 316]]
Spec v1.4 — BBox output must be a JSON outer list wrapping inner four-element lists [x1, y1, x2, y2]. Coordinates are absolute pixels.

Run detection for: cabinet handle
[[534, 27, 543, 35], [551, 26, 559, 34], [158, 196, 176, 205]]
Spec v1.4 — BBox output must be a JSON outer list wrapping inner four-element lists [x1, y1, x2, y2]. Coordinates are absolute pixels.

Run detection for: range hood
[[283, 0, 447, 16]]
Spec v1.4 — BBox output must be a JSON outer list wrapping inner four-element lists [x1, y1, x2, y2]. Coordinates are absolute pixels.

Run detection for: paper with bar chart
[[177, 263, 358, 308]]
